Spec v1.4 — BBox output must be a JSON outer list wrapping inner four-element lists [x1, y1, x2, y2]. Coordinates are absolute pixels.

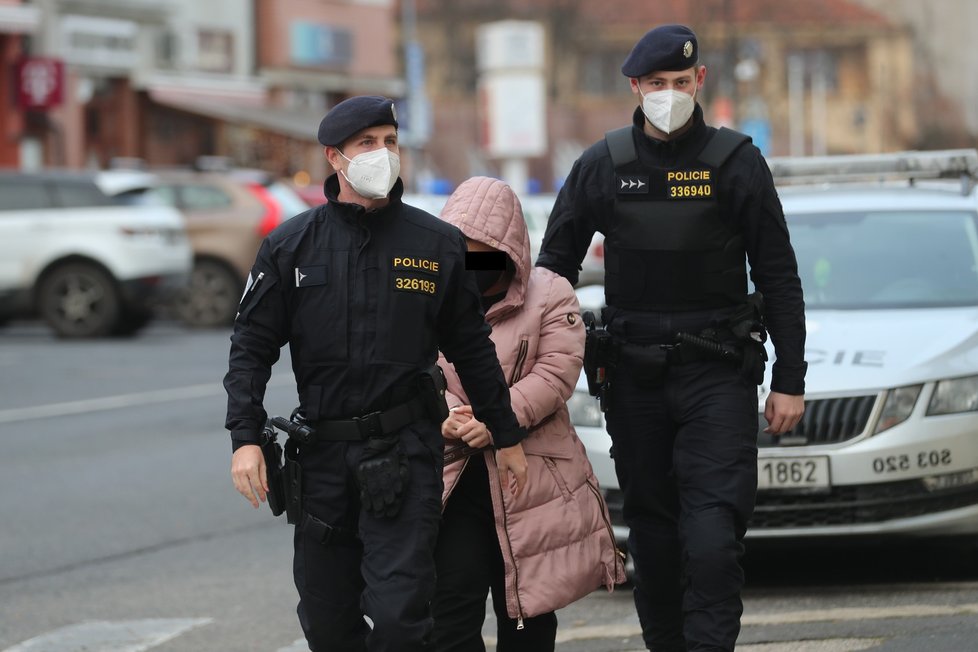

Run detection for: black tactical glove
[[356, 434, 410, 518]]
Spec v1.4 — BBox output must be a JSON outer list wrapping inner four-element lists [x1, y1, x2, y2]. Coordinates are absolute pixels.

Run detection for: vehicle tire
[[175, 259, 243, 329], [37, 263, 121, 338]]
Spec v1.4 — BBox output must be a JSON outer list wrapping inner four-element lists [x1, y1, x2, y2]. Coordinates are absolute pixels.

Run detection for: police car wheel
[[37, 263, 122, 338], [174, 259, 242, 329]]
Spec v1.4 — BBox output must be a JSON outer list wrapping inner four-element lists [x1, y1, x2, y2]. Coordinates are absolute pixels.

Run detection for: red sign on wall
[[16, 58, 65, 110]]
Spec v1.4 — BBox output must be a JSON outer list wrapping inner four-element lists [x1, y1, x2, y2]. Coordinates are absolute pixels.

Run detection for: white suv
[[0, 171, 192, 337], [572, 149, 978, 546]]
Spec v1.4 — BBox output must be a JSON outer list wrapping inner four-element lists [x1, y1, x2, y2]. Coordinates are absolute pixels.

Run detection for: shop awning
[[0, 5, 40, 34], [149, 92, 323, 143]]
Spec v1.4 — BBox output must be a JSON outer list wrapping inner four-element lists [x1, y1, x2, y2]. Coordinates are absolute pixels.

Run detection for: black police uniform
[[537, 101, 806, 651], [225, 173, 525, 652]]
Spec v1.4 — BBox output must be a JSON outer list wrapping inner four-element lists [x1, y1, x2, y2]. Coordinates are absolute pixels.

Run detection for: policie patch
[[665, 169, 714, 199], [391, 254, 440, 295], [616, 175, 650, 194], [391, 255, 440, 276], [393, 276, 437, 296]]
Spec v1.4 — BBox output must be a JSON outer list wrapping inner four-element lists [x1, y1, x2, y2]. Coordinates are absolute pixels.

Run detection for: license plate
[[758, 456, 831, 492]]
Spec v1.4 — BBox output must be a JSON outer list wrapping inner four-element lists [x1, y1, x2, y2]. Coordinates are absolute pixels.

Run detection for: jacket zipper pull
[[516, 615, 524, 631]]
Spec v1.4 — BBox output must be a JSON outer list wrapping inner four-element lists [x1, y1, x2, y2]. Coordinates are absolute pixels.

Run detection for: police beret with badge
[[621, 23, 698, 78], [317, 95, 399, 147]]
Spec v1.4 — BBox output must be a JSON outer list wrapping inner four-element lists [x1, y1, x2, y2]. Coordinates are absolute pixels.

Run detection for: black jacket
[[536, 105, 807, 395], [225, 176, 526, 448]]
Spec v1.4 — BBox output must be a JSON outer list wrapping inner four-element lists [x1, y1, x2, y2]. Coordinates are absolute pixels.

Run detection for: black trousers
[[603, 307, 759, 652], [292, 423, 445, 652], [431, 454, 558, 652]]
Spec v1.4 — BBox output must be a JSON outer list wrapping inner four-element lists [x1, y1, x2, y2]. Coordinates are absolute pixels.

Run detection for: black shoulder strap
[[605, 127, 636, 168], [698, 127, 751, 168]]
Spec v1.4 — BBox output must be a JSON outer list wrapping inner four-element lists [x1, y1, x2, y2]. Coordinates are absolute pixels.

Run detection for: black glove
[[356, 434, 410, 518]]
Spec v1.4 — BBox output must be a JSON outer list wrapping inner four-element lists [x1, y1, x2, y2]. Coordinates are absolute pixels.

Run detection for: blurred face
[[464, 237, 510, 295]]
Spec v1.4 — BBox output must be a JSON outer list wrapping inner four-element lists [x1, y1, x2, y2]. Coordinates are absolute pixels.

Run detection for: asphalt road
[[2, 320, 978, 652]]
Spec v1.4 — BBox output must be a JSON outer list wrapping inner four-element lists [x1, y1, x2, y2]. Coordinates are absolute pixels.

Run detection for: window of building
[[582, 50, 630, 96]]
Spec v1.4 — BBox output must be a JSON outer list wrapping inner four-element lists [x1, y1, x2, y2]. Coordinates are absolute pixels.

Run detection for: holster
[[283, 439, 302, 524], [417, 364, 450, 423], [267, 415, 304, 524], [259, 421, 287, 518], [726, 292, 768, 385], [672, 292, 769, 385], [583, 311, 616, 405]]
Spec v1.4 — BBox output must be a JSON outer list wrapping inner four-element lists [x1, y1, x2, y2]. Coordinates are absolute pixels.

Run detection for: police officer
[[536, 25, 807, 652], [225, 95, 529, 652]]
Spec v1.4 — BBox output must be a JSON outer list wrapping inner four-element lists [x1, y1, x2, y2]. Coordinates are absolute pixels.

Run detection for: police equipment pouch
[[357, 433, 410, 518], [418, 364, 449, 423], [259, 420, 287, 518], [619, 342, 669, 388]]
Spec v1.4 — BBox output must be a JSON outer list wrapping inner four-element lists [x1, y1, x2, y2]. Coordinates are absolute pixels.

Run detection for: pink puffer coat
[[437, 176, 625, 621]]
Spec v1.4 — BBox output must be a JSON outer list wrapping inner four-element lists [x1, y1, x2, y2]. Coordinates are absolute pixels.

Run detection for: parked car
[[404, 192, 605, 285], [0, 170, 191, 337], [572, 148, 978, 550], [98, 165, 309, 328]]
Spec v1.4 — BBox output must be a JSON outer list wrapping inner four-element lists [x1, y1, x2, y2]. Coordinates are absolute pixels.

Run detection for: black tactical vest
[[603, 126, 750, 311]]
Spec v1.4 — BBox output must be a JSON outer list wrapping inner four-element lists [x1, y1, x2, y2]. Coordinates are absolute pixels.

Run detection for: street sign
[[16, 57, 64, 110]]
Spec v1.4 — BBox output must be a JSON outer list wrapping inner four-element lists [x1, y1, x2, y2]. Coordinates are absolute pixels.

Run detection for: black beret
[[317, 95, 399, 147], [621, 24, 698, 78]]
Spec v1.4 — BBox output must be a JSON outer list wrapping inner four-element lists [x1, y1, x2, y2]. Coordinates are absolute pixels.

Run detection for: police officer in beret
[[536, 25, 807, 652], [225, 94, 529, 652]]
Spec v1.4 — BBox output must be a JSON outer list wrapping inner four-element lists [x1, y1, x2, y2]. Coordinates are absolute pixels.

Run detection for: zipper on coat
[[509, 339, 529, 386], [348, 224, 371, 405], [586, 478, 627, 576], [492, 456, 526, 628]]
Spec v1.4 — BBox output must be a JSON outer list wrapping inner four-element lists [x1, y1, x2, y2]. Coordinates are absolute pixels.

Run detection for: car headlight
[[567, 390, 603, 427], [873, 384, 922, 434], [927, 375, 978, 416]]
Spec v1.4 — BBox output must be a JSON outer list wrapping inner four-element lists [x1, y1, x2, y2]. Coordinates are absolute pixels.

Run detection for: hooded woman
[[432, 176, 625, 651]]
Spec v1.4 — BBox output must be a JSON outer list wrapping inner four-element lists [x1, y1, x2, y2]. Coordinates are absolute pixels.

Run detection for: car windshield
[[789, 209, 978, 309]]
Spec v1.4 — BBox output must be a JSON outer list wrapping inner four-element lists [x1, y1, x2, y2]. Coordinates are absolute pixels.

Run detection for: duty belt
[[305, 395, 428, 443]]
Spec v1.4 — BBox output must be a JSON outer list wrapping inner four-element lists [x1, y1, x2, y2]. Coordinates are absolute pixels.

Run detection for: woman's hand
[[442, 406, 471, 440], [443, 405, 492, 449]]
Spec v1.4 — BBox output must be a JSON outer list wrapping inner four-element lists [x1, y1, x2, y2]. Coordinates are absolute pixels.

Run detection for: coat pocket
[[542, 456, 573, 503]]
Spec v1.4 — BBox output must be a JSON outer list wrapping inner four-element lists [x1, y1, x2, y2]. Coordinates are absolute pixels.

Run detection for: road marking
[[1, 618, 212, 652], [614, 642, 883, 652], [0, 377, 293, 424], [739, 642, 883, 652], [742, 602, 978, 625], [274, 639, 310, 652], [488, 602, 978, 647]]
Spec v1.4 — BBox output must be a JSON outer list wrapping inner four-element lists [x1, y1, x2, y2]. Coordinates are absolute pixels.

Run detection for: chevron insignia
[[616, 175, 650, 194]]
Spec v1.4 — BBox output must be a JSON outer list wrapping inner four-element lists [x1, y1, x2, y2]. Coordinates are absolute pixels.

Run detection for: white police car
[[572, 149, 978, 544]]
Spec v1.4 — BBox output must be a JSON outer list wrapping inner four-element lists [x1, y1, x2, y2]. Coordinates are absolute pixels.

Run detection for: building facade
[[4, 0, 934, 197], [0, 1, 41, 167], [854, 0, 978, 146], [412, 0, 916, 191]]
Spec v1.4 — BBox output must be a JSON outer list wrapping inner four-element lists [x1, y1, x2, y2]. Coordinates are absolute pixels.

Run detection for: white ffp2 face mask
[[339, 147, 400, 199], [641, 88, 696, 134]]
